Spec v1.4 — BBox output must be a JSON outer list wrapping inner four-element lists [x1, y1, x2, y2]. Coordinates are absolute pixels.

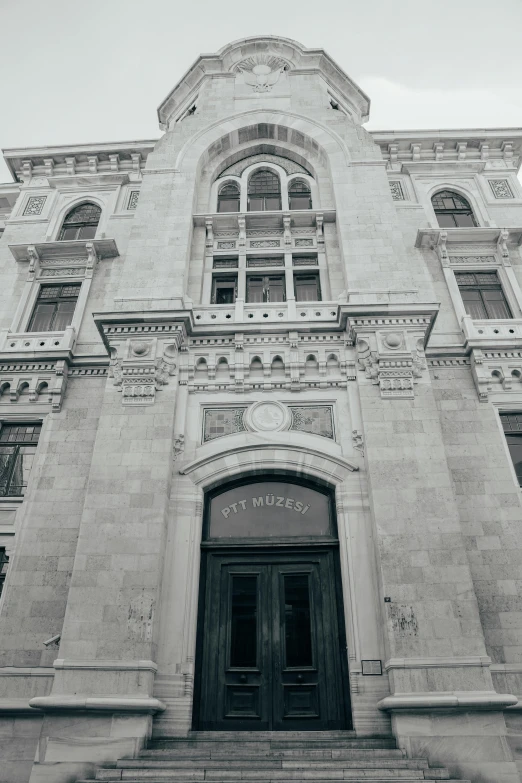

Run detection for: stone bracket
[[470, 347, 522, 402]]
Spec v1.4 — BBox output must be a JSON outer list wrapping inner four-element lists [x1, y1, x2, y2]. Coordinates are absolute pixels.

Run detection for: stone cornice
[[9, 238, 120, 263]]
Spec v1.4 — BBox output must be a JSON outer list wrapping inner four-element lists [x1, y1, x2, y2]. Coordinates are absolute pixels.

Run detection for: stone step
[[116, 760, 429, 770], [149, 739, 398, 751], [96, 770, 430, 781], [83, 779, 467, 783], [138, 750, 408, 761]]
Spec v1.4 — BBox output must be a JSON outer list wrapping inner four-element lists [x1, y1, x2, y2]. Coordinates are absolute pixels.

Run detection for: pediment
[[157, 36, 370, 128]]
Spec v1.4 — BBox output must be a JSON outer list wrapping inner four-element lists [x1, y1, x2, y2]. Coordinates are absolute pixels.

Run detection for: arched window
[[217, 182, 240, 213], [59, 202, 101, 240], [289, 179, 312, 210], [431, 190, 477, 228], [248, 170, 281, 212]]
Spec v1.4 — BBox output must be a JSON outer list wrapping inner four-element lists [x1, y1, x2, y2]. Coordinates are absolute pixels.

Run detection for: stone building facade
[[1, 35, 522, 783]]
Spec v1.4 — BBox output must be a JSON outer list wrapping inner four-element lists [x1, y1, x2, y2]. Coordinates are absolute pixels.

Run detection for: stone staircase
[[78, 731, 469, 783]]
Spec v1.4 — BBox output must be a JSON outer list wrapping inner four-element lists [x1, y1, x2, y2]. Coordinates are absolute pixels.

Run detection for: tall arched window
[[247, 170, 281, 212], [431, 190, 477, 228], [217, 182, 240, 213], [59, 202, 101, 241], [289, 179, 312, 210]]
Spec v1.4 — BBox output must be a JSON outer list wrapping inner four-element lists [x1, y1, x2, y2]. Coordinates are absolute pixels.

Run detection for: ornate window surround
[[414, 179, 492, 230], [3, 238, 119, 357], [209, 162, 318, 214]]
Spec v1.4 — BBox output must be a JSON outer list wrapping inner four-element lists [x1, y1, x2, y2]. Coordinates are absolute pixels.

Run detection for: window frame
[[246, 274, 286, 304], [455, 271, 512, 320], [0, 422, 42, 499], [431, 190, 478, 228], [0, 548, 9, 599], [27, 283, 82, 333], [217, 182, 241, 214], [247, 170, 282, 213], [58, 202, 102, 241], [294, 272, 322, 302], [211, 275, 238, 305]]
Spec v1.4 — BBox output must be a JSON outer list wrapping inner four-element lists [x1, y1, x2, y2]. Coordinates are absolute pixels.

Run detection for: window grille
[[289, 179, 312, 210], [217, 183, 240, 213], [247, 170, 281, 212], [59, 203, 101, 240], [432, 190, 477, 228], [293, 256, 318, 266], [0, 549, 8, 598], [28, 284, 81, 332], [500, 413, 522, 487], [247, 258, 284, 268], [455, 271, 511, 319], [213, 258, 238, 269], [0, 423, 41, 497]]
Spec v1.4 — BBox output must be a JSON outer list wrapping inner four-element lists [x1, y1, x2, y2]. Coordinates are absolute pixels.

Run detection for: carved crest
[[235, 55, 288, 93]]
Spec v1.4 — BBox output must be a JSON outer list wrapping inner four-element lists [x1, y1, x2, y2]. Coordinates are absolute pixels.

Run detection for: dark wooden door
[[196, 550, 350, 730]]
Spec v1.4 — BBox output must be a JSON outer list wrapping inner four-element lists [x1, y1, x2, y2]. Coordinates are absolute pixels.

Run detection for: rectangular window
[[455, 271, 512, 319], [500, 413, 522, 487], [212, 275, 237, 305], [0, 423, 41, 497], [28, 284, 81, 332], [246, 275, 285, 303], [0, 549, 8, 599], [294, 273, 321, 302]]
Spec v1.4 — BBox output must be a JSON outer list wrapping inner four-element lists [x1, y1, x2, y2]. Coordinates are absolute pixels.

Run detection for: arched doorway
[[193, 477, 351, 731]]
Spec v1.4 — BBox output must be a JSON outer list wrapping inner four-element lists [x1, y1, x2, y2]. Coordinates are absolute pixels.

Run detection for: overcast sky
[[1, 0, 521, 183]]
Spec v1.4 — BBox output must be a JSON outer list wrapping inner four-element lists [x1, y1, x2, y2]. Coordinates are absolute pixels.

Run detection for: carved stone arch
[[179, 442, 358, 491], [176, 109, 351, 177]]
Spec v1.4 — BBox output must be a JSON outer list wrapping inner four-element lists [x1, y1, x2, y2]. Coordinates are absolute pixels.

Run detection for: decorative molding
[[23, 196, 47, 216], [448, 255, 496, 265], [235, 55, 288, 92], [470, 347, 522, 402], [389, 181, 404, 201], [53, 658, 157, 672], [385, 656, 492, 670], [352, 429, 364, 455], [489, 179, 514, 199], [107, 331, 185, 406], [0, 359, 68, 411], [352, 319, 431, 399], [29, 695, 166, 713], [249, 239, 280, 248]]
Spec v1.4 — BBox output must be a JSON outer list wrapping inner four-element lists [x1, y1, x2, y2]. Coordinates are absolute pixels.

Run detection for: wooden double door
[[195, 549, 350, 730]]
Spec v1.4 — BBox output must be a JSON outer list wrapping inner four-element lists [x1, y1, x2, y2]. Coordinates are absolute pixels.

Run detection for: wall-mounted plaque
[[361, 660, 382, 676]]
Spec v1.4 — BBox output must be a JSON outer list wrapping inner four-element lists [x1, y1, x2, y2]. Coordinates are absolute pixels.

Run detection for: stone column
[[28, 321, 185, 783], [351, 309, 519, 783]]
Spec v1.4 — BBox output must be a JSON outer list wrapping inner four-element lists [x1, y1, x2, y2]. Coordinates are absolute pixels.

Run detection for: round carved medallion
[[247, 401, 289, 432]]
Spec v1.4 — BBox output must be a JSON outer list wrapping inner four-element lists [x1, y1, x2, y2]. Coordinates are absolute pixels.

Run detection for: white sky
[[1, 0, 522, 183]]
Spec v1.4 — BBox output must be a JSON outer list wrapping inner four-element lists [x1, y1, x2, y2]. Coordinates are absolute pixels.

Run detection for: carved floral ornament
[[234, 55, 289, 92]]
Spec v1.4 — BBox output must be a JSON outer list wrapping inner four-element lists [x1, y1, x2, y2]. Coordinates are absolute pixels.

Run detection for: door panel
[[197, 550, 350, 731]]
